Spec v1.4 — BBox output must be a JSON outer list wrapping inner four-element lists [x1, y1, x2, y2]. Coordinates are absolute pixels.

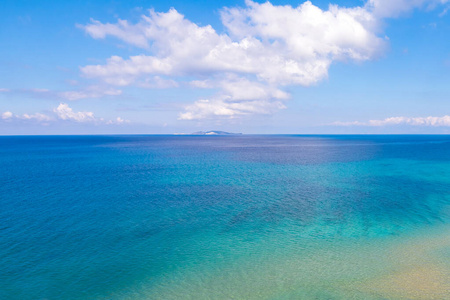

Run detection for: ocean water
[[1, 135, 450, 299]]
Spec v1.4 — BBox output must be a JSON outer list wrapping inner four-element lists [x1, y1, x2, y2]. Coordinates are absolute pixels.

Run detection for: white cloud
[[53, 103, 96, 122], [1, 110, 53, 122], [439, 5, 450, 16], [21, 113, 53, 122], [189, 80, 213, 88], [53, 103, 129, 124], [333, 115, 450, 126], [79, 0, 447, 120], [80, 1, 387, 119], [180, 76, 289, 119], [81, 2, 384, 86], [1, 104, 128, 125], [1, 86, 121, 101], [179, 98, 286, 120], [29, 88, 50, 93], [80, 18, 151, 49], [59, 86, 122, 101], [137, 76, 179, 89], [0, 88, 10, 92], [1, 111, 13, 119], [106, 116, 130, 125], [365, 0, 449, 18]]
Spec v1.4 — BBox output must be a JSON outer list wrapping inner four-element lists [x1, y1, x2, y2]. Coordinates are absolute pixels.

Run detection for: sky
[[0, 0, 449, 134]]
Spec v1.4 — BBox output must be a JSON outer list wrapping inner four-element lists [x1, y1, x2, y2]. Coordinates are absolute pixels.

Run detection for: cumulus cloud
[[333, 115, 450, 126], [179, 75, 289, 119], [179, 98, 286, 120], [80, 1, 388, 119], [79, 0, 446, 120], [81, 2, 384, 85], [53, 103, 129, 124], [54, 103, 96, 122]]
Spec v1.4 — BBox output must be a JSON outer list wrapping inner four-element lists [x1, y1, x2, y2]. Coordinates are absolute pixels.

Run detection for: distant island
[[174, 131, 242, 135]]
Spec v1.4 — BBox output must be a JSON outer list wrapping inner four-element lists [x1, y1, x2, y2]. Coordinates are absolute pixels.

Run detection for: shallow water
[[1, 135, 450, 299]]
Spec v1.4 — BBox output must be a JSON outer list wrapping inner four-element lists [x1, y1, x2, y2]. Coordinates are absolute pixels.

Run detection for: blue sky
[[0, 0, 449, 134]]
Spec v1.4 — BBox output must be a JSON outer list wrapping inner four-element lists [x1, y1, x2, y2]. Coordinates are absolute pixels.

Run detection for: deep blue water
[[1, 135, 450, 299]]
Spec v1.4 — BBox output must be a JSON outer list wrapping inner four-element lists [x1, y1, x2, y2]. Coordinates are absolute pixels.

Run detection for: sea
[[1, 135, 450, 299]]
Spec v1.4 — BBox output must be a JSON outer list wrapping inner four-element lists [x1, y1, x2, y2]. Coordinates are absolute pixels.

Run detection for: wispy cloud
[[136, 76, 179, 89], [80, 18, 151, 49], [1, 103, 129, 125], [58, 86, 122, 101], [365, 0, 449, 18], [21, 113, 53, 122], [106, 117, 129, 125], [1, 111, 13, 119], [1, 86, 122, 101], [333, 115, 450, 127], [439, 5, 450, 16]]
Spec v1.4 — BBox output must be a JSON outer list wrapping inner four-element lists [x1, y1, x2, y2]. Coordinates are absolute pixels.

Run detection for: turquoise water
[[1, 135, 450, 299]]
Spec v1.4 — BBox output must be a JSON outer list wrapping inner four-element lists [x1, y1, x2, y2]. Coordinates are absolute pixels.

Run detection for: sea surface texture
[[1, 135, 450, 299]]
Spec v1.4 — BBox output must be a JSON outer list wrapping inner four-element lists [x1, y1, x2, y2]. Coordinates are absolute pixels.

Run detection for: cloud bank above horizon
[[1, 103, 127, 125], [333, 115, 450, 127]]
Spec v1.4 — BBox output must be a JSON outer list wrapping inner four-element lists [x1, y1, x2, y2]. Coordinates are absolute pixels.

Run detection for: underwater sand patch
[[362, 264, 450, 300], [356, 226, 450, 299]]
